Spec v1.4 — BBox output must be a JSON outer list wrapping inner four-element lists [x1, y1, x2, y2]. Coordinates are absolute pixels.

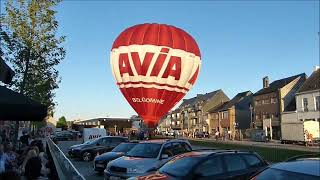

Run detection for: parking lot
[[57, 140, 210, 180]]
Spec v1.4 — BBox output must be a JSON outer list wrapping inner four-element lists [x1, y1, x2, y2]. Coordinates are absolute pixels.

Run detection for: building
[[76, 117, 137, 133], [253, 73, 307, 139], [281, 67, 320, 141], [295, 67, 320, 121], [169, 89, 229, 135], [207, 91, 253, 137]]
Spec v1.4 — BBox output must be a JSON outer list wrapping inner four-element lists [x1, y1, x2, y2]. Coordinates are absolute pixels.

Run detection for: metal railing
[[46, 138, 85, 180]]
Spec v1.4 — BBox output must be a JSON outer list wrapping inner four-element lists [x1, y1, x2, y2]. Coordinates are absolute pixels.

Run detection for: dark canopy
[[0, 57, 14, 84], [0, 86, 47, 121]]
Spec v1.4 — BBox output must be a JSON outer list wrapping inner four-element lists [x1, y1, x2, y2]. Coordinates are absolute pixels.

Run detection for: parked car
[[250, 154, 320, 180], [52, 131, 74, 141], [104, 139, 192, 179], [93, 142, 138, 173], [130, 149, 268, 180], [68, 136, 128, 161], [194, 131, 205, 138]]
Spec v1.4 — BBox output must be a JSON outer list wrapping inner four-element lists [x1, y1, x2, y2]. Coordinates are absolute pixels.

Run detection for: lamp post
[[249, 104, 253, 129]]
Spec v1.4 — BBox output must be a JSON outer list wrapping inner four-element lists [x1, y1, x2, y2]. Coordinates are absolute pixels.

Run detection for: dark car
[[250, 154, 320, 180], [68, 136, 128, 161], [53, 131, 74, 141], [93, 142, 138, 173], [131, 149, 268, 180]]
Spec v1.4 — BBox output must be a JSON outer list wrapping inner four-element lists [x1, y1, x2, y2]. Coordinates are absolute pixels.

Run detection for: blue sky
[[51, 1, 319, 121]]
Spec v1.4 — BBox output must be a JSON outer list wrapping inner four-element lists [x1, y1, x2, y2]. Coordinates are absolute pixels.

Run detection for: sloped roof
[[208, 102, 228, 113], [297, 69, 320, 93], [254, 73, 306, 96], [179, 89, 222, 108], [219, 91, 252, 111]]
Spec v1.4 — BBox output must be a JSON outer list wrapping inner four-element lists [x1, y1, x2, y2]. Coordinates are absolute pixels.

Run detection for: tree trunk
[[14, 48, 31, 145]]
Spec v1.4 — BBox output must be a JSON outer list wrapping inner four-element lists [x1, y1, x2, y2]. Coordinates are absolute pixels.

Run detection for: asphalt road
[[57, 140, 209, 180]]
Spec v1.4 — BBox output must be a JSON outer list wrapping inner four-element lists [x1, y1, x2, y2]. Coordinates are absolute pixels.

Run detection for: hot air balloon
[[110, 23, 201, 128]]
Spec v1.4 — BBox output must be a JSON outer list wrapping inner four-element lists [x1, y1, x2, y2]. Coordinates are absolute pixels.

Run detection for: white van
[[82, 128, 107, 143]]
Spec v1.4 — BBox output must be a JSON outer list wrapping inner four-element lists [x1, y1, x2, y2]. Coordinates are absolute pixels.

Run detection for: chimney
[[263, 76, 269, 88], [314, 66, 319, 72]]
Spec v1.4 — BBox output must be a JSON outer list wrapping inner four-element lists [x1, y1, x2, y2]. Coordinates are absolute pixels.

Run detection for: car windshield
[[112, 143, 137, 153], [254, 168, 319, 180], [159, 156, 201, 177], [126, 143, 162, 158]]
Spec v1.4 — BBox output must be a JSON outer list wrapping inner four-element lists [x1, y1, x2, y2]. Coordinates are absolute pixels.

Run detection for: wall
[[253, 92, 279, 127], [296, 90, 320, 121], [281, 111, 298, 123], [280, 76, 305, 111]]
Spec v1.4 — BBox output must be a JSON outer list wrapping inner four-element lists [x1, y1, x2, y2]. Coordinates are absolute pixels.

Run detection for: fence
[[46, 138, 85, 180]]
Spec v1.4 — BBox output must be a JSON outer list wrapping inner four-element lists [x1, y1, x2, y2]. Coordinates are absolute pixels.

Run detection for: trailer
[[281, 120, 320, 145], [82, 128, 107, 143]]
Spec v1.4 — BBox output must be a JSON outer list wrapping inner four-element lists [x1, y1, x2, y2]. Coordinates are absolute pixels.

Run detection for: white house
[[281, 67, 320, 142], [296, 67, 320, 122]]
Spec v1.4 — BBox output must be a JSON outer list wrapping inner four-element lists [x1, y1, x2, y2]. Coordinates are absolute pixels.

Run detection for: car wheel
[[82, 152, 92, 161]]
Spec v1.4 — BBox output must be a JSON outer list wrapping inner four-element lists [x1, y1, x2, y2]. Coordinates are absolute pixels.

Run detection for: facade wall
[[236, 109, 251, 130], [280, 77, 304, 112], [281, 111, 298, 123], [253, 92, 279, 127], [296, 90, 320, 121]]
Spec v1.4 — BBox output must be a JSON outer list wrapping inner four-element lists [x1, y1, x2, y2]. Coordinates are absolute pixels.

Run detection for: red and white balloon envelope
[[110, 23, 201, 128]]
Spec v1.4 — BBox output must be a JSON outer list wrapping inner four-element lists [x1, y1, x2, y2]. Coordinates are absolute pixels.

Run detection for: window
[[194, 156, 224, 176], [170, 142, 191, 155], [262, 99, 270, 104], [255, 100, 262, 105], [223, 155, 247, 172], [255, 114, 261, 120], [126, 143, 162, 158], [159, 156, 201, 177], [242, 154, 263, 168], [315, 96, 320, 111], [222, 111, 229, 119], [302, 98, 308, 111], [271, 98, 277, 104], [262, 114, 269, 119]]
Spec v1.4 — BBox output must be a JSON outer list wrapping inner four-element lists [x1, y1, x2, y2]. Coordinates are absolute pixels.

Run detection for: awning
[[0, 57, 14, 84], [0, 86, 47, 121]]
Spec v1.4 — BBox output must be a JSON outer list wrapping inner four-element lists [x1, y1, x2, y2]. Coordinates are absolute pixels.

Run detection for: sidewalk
[[186, 137, 320, 153]]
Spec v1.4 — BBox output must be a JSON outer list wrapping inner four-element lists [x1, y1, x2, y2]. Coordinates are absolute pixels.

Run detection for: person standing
[[0, 144, 8, 173], [20, 131, 30, 147], [4, 142, 18, 171]]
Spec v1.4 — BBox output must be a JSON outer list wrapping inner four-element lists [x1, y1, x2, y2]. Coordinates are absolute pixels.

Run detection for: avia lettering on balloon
[[110, 23, 201, 128], [111, 45, 201, 93]]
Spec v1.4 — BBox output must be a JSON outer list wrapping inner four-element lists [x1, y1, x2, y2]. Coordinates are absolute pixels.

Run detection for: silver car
[[104, 139, 192, 180]]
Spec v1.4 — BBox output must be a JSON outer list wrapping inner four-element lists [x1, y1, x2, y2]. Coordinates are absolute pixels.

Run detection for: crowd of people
[[0, 130, 55, 180]]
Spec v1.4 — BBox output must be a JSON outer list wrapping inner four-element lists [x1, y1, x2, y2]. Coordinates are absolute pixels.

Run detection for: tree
[[0, 0, 65, 109], [56, 116, 67, 129]]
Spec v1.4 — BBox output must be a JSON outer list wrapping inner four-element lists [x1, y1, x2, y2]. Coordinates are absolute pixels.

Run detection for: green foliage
[[56, 116, 67, 129], [0, 0, 65, 111]]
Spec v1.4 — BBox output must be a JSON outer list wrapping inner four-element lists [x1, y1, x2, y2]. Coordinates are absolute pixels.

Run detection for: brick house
[[253, 73, 307, 139], [208, 91, 253, 136]]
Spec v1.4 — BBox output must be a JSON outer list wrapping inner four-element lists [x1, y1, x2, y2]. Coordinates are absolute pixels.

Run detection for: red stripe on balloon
[[112, 23, 201, 58], [116, 81, 190, 91]]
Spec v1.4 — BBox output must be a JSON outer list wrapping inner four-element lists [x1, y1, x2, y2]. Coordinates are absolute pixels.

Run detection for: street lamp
[[249, 104, 253, 129]]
